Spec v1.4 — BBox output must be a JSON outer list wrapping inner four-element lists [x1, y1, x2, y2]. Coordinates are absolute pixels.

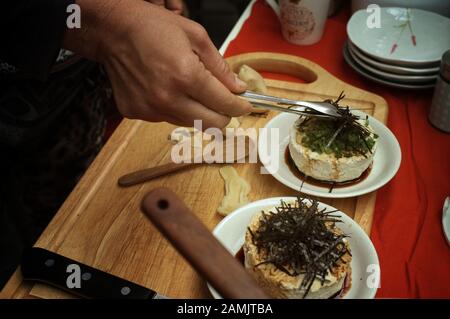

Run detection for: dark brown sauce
[[284, 147, 371, 193], [331, 273, 352, 299], [235, 245, 351, 299], [235, 246, 245, 266]]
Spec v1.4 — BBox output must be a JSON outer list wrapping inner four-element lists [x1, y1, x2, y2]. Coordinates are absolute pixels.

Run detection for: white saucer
[[258, 109, 402, 198], [347, 45, 438, 83], [347, 7, 450, 67], [443, 197, 450, 247], [344, 43, 436, 89], [348, 41, 439, 76], [208, 197, 380, 299]]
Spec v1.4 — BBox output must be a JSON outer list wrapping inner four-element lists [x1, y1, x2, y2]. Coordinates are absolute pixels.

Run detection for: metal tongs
[[239, 91, 342, 118]]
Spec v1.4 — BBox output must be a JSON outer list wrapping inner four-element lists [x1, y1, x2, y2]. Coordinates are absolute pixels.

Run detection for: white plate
[[347, 41, 438, 83], [348, 41, 440, 75], [208, 197, 380, 299], [258, 109, 402, 198], [344, 42, 437, 89], [347, 8, 450, 66], [348, 41, 440, 76], [443, 197, 450, 247]]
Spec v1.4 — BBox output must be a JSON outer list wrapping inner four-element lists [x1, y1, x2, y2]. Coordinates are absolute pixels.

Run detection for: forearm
[[62, 0, 141, 62], [65, 0, 251, 128]]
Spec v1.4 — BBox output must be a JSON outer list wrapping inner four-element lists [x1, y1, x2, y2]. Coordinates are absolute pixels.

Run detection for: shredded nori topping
[[249, 197, 351, 298], [296, 92, 378, 158]]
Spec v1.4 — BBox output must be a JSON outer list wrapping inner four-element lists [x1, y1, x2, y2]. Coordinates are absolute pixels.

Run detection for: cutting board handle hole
[[157, 199, 169, 210], [258, 70, 312, 84], [231, 59, 318, 85]]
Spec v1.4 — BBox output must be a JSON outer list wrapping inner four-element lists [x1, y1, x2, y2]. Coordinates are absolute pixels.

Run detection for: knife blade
[[21, 247, 168, 299]]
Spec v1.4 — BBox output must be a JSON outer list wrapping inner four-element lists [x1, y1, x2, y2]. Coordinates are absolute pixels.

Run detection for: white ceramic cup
[[266, 0, 331, 45]]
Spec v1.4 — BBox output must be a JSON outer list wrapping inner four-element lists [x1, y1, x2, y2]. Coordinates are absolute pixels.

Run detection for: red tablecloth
[[224, 0, 450, 298]]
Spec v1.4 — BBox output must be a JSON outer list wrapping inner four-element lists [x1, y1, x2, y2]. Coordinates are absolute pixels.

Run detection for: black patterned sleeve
[[0, 0, 75, 79]]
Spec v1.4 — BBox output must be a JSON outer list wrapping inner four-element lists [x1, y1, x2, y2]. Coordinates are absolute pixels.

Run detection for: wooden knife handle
[[140, 188, 268, 299], [118, 162, 196, 187]]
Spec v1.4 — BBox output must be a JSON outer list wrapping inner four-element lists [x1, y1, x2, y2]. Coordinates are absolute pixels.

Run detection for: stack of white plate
[[345, 7, 450, 89]]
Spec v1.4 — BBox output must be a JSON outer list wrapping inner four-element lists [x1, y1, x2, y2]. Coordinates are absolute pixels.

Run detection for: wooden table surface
[[0, 53, 388, 299]]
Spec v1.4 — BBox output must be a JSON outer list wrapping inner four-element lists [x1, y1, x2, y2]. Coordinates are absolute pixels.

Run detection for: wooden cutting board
[[1, 52, 388, 299]]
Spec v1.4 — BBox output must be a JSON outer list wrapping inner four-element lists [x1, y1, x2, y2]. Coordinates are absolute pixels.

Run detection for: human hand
[[64, 0, 251, 129], [146, 0, 184, 15]]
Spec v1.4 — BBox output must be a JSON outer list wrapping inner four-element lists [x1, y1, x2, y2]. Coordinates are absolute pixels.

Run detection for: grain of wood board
[[1, 53, 388, 299]]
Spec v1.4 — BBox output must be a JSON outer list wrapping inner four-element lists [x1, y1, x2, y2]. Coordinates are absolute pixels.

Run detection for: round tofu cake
[[243, 199, 352, 299], [289, 116, 378, 183]]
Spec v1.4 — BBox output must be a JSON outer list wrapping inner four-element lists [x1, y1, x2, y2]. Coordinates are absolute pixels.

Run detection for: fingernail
[[234, 73, 247, 89]]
